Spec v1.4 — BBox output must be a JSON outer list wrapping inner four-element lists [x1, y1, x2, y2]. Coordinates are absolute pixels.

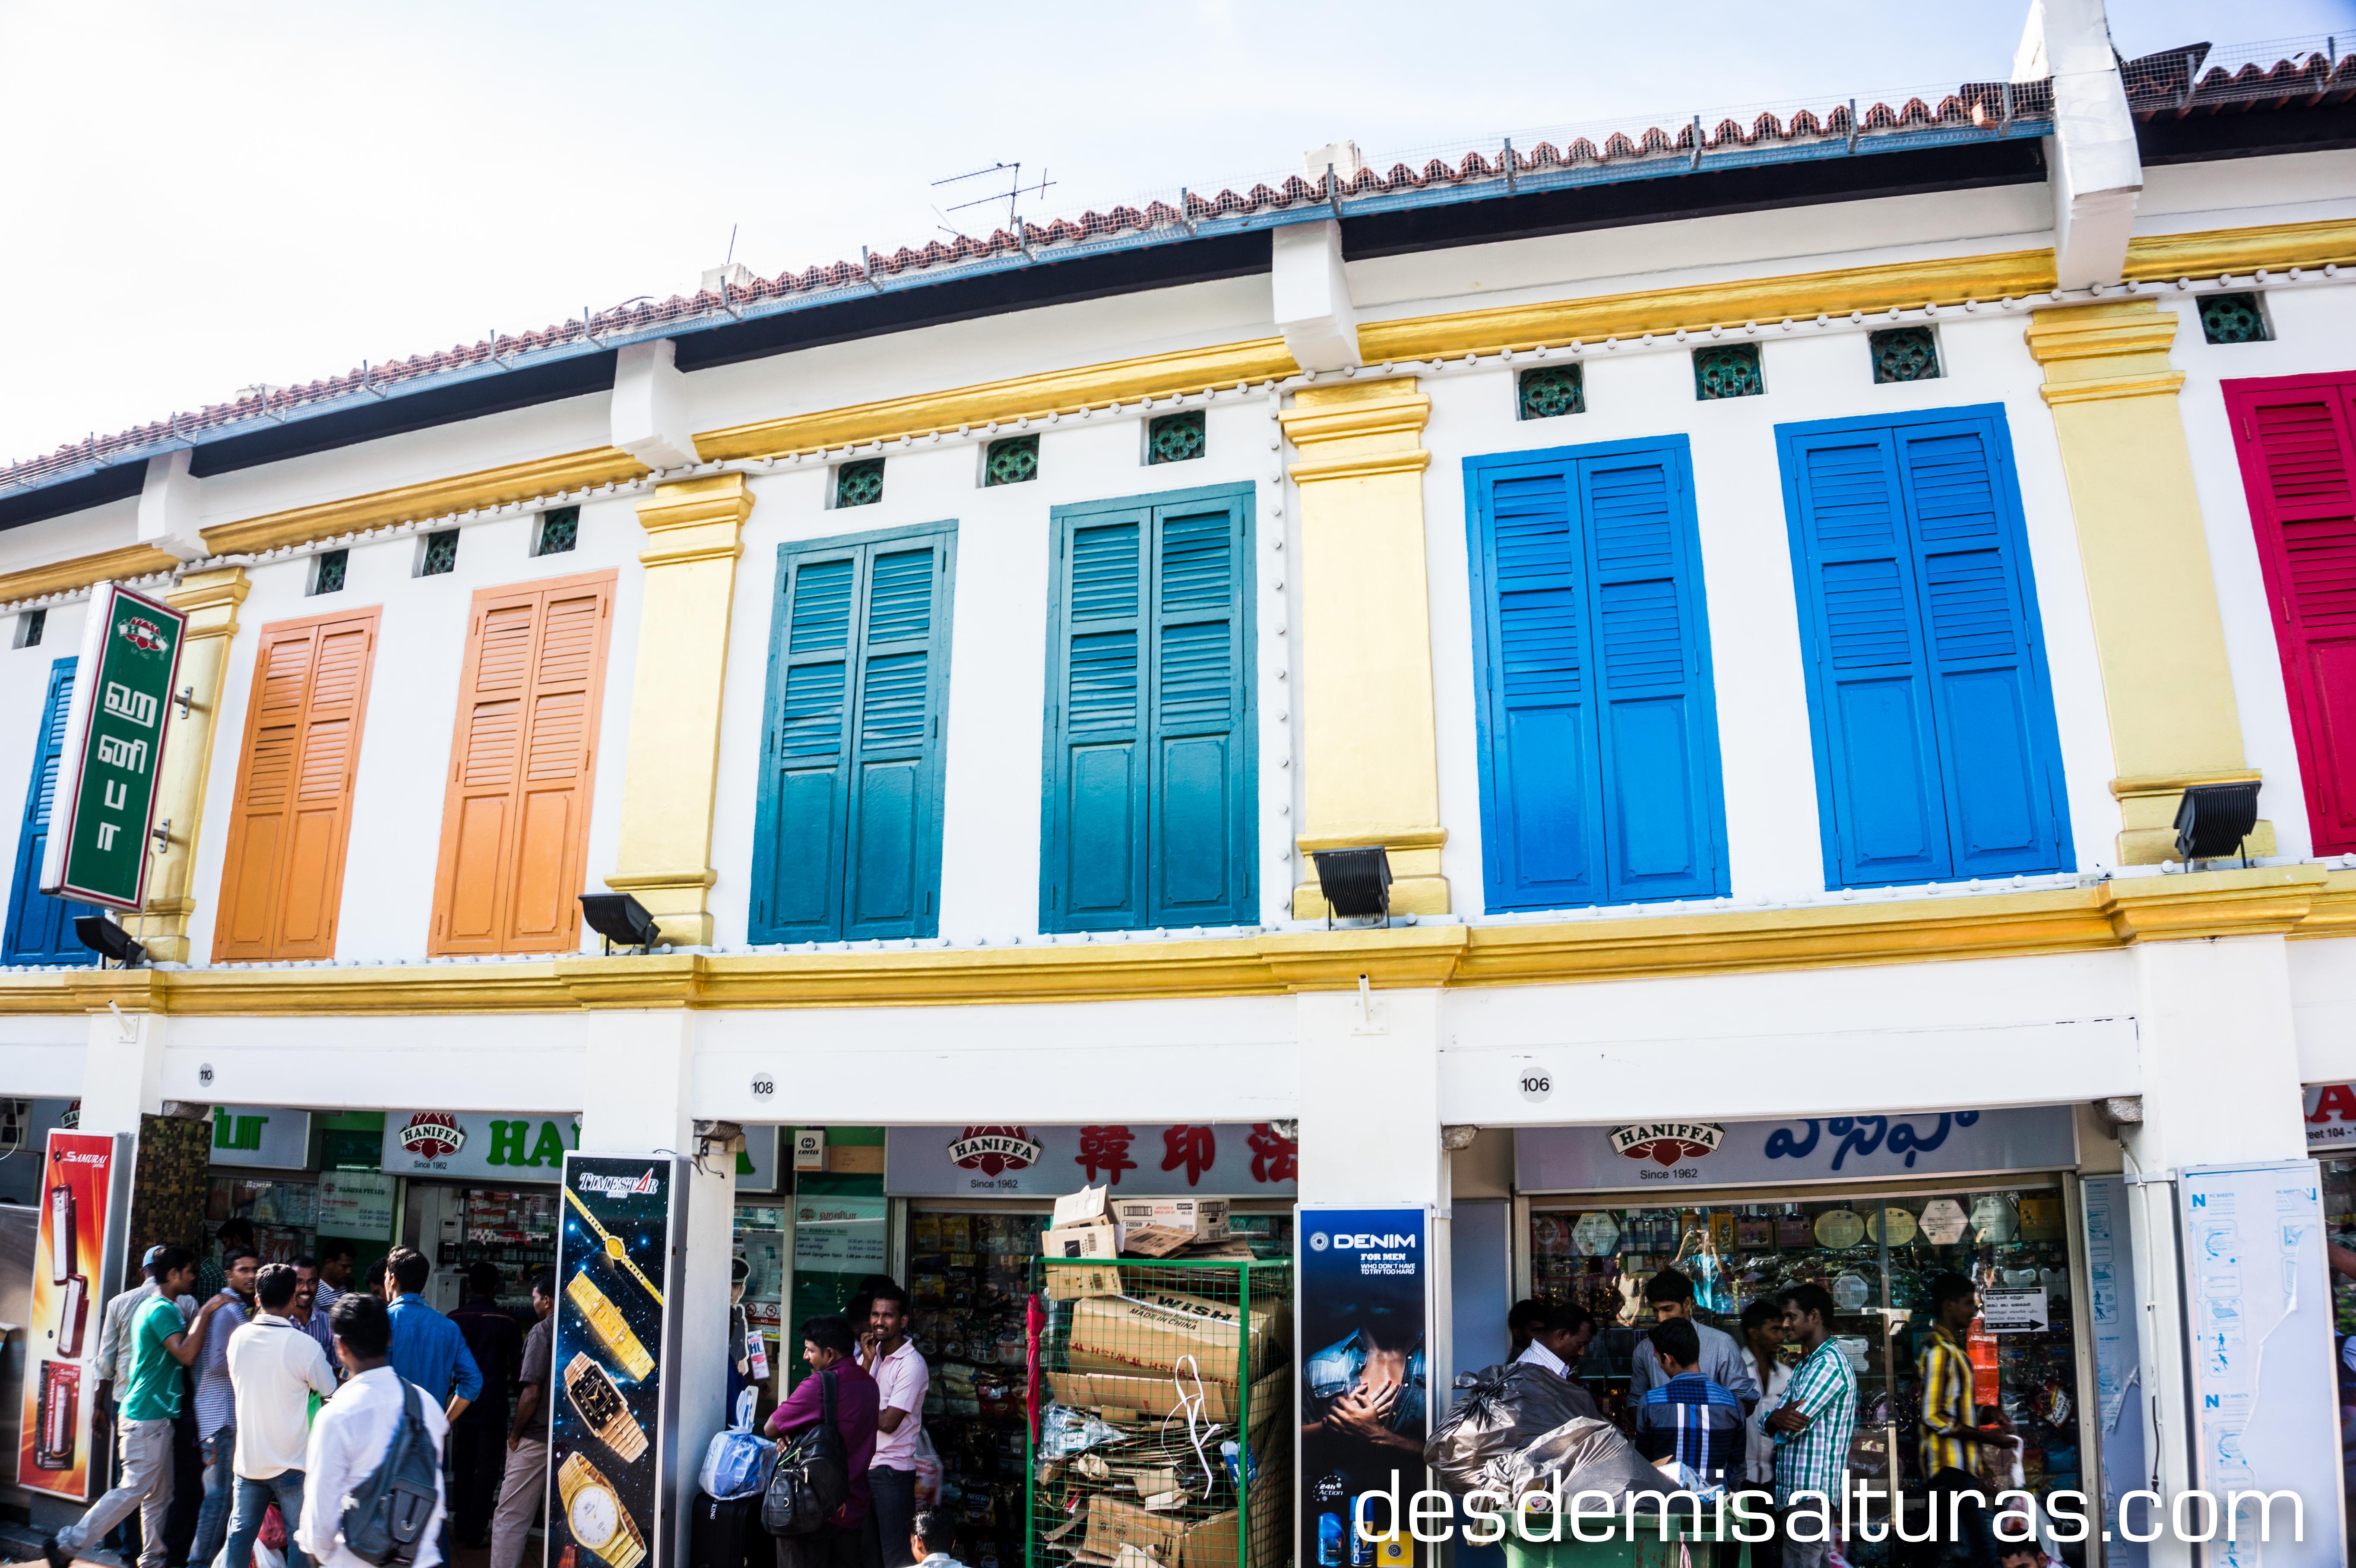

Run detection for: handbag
[[761, 1369, 848, 1538]]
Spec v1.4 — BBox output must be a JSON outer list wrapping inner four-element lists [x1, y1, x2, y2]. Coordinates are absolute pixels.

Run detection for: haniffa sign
[[41, 584, 186, 910]]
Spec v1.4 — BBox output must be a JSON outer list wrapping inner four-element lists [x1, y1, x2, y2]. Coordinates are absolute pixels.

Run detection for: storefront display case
[[206, 1174, 318, 1264], [1526, 1182, 2089, 1565]]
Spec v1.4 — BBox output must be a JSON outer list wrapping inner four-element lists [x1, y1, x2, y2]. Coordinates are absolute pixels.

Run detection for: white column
[[1295, 987, 1444, 1211], [76, 1004, 165, 1135], [2118, 936, 2311, 1568], [579, 1010, 732, 1568], [2013, 0, 2141, 288]]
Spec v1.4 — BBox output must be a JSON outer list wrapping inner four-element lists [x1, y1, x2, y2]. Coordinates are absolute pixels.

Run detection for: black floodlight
[[2175, 781, 2261, 866], [1312, 847, 1393, 929], [578, 893, 662, 955], [74, 915, 145, 968]]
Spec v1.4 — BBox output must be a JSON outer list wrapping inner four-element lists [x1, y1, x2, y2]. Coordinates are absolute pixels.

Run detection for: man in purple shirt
[[765, 1315, 880, 1568]]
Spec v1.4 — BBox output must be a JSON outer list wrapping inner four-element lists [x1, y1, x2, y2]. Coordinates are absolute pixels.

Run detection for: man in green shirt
[[46, 1247, 232, 1568]]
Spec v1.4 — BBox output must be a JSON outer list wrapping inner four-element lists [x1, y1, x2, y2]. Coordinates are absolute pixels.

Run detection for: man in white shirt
[[860, 1284, 930, 1568], [907, 1507, 967, 1568], [1510, 1303, 1602, 1420], [1629, 1267, 1761, 1410], [226, 1264, 342, 1568], [299, 1293, 449, 1568]]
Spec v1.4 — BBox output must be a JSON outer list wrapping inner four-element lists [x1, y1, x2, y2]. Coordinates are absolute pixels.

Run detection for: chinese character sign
[[42, 584, 186, 910], [1075, 1125, 1138, 1184]]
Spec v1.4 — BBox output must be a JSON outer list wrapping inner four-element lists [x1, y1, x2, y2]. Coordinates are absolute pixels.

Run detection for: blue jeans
[[225, 1470, 309, 1568], [187, 1426, 235, 1568]]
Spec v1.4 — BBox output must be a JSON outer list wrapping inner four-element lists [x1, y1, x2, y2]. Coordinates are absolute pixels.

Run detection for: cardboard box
[[1111, 1198, 1228, 1238], [1045, 1220, 1121, 1260], [1047, 1363, 1286, 1428], [1055, 1183, 1113, 1229], [1078, 1464, 1288, 1568], [1044, 1263, 1125, 1301], [1118, 1226, 1195, 1258], [1069, 1289, 1282, 1383]]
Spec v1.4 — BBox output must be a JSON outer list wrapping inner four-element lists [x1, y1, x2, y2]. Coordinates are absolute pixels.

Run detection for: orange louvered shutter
[[213, 609, 381, 961], [430, 570, 616, 955]]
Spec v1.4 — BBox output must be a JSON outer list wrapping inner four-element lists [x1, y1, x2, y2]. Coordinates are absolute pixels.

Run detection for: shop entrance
[[1512, 1108, 2098, 1565]]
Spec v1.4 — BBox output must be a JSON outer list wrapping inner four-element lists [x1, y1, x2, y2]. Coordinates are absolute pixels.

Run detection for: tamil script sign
[[41, 584, 185, 910]]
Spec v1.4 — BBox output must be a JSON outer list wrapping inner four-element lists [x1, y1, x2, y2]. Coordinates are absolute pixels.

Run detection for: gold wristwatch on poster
[[558, 1451, 647, 1568], [567, 1271, 656, 1380], [564, 1352, 649, 1462], [564, 1185, 665, 1304]]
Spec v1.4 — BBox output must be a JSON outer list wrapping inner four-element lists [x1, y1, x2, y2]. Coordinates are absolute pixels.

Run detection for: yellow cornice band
[[0, 544, 185, 607], [9, 866, 2352, 1016], [199, 447, 652, 558]]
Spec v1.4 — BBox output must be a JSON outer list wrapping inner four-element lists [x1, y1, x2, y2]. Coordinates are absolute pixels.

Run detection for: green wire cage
[[1029, 1257, 1293, 1568]]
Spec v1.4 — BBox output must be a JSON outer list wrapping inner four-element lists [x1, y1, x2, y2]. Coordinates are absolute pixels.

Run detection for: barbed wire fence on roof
[[3, 33, 2350, 500]]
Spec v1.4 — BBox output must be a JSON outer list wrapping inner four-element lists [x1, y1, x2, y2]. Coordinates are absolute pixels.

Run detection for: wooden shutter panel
[[1895, 422, 2062, 877], [1478, 468, 1601, 906], [1054, 514, 1147, 927], [1470, 444, 1725, 913], [1150, 497, 1248, 925], [2226, 375, 2356, 851], [1783, 411, 2067, 888], [213, 610, 381, 961], [3, 658, 98, 964], [1582, 452, 1722, 902], [750, 532, 954, 944], [430, 570, 616, 955]]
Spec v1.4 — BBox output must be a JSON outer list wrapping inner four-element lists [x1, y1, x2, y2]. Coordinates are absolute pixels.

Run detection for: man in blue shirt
[[384, 1247, 483, 1420], [1631, 1318, 1747, 1488]]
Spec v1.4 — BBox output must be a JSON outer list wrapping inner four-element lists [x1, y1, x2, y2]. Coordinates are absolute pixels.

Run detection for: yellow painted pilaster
[[126, 568, 248, 963], [2027, 298, 2271, 864], [608, 473, 753, 945], [1279, 377, 1450, 917]]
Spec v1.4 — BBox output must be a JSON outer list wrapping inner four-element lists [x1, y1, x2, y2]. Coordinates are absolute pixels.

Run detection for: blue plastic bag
[[700, 1426, 776, 1501]]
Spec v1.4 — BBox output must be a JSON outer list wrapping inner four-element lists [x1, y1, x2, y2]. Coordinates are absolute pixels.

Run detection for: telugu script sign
[[41, 585, 185, 910]]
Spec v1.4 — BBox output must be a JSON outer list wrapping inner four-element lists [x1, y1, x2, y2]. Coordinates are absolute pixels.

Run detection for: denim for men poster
[[1299, 1209, 1428, 1568]]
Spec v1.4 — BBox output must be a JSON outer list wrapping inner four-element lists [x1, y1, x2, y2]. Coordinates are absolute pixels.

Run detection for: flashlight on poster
[[48, 1183, 75, 1283], [35, 1363, 79, 1472], [55, 1276, 88, 1358]]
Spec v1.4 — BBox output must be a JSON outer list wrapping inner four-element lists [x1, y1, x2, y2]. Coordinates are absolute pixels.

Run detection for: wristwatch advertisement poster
[[16, 1130, 130, 1500], [548, 1154, 684, 1568]]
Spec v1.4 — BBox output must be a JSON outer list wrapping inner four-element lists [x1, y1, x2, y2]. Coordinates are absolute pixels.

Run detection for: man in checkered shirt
[[1764, 1283, 1856, 1568]]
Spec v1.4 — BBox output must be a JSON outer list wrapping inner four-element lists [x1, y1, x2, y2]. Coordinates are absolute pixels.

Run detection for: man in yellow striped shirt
[[1918, 1272, 2013, 1482]]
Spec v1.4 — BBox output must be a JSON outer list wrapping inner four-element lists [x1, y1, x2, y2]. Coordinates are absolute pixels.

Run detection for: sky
[[2, 0, 2348, 467]]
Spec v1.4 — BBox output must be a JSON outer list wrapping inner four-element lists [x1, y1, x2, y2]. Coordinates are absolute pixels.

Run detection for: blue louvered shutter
[[1480, 469, 1603, 906], [1782, 410, 2068, 888], [1895, 423, 2067, 876], [1787, 431, 1951, 885], [750, 531, 954, 943], [1150, 496, 1249, 925], [4, 658, 98, 964], [1052, 512, 1147, 927], [1583, 453, 1723, 901], [1470, 443, 1724, 912], [1046, 488, 1253, 932]]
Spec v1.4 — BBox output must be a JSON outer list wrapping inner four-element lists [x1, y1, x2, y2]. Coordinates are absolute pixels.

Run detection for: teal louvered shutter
[[1780, 409, 2068, 888], [1582, 452, 1723, 901], [1479, 468, 1603, 905], [1469, 442, 1724, 912], [1053, 512, 1147, 926], [1150, 496, 1249, 924], [751, 528, 954, 942], [4, 658, 98, 964], [1045, 487, 1254, 932]]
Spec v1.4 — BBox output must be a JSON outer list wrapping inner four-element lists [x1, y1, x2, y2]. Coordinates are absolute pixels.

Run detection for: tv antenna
[[931, 161, 1055, 237]]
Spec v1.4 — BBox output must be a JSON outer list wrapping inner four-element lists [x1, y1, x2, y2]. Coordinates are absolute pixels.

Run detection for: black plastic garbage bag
[[1497, 1416, 1676, 1507], [1423, 1362, 1603, 1496]]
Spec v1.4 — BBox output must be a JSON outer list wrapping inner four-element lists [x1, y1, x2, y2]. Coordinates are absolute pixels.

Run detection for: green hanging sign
[[42, 583, 186, 911]]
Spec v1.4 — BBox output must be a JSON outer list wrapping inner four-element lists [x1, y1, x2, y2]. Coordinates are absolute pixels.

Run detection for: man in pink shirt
[[859, 1286, 929, 1568], [765, 1315, 879, 1568]]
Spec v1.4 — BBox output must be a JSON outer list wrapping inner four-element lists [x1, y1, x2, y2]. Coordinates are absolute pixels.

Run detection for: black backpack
[[342, 1379, 441, 1566], [761, 1370, 847, 1538]]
